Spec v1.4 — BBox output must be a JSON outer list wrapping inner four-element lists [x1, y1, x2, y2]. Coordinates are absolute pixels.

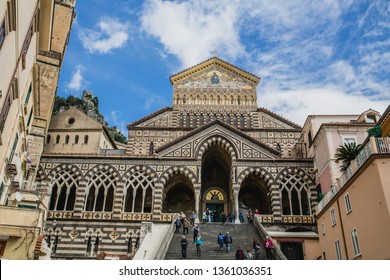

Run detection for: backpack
[[218, 235, 224, 243]]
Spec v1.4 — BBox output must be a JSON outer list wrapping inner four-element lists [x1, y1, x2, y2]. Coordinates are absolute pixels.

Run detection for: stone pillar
[[90, 241, 95, 257], [232, 185, 240, 223], [153, 182, 164, 218], [194, 185, 201, 223], [270, 184, 282, 222], [73, 181, 87, 219], [112, 180, 125, 219]]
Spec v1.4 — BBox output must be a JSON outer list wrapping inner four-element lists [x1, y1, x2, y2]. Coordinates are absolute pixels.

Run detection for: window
[[335, 240, 342, 260], [46, 135, 51, 144], [65, 135, 69, 144], [280, 174, 312, 216], [84, 135, 89, 144], [321, 223, 326, 235], [26, 107, 33, 127], [0, 181, 4, 197], [25, 84, 32, 104], [9, 134, 19, 162], [366, 115, 376, 123], [0, 18, 5, 50], [341, 134, 357, 145], [344, 193, 352, 214], [330, 208, 336, 226], [351, 229, 361, 257], [74, 135, 79, 144], [56, 135, 60, 144]]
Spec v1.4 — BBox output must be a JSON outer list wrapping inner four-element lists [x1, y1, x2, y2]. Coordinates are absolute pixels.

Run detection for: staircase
[[164, 223, 268, 260]]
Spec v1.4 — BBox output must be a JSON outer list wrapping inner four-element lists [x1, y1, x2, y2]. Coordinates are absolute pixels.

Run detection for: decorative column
[[194, 184, 201, 223], [152, 182, 164, 218], [232, 185, 240, 223], [73, 181, 87, 219], [270, 184, 282, 222], [112, 180, 125, 219]]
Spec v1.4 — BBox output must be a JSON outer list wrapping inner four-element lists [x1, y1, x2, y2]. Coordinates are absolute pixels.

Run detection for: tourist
[[195, 232, 203, 257], [174, 218, 182, 233], [224, 231, 233, 253], [253, 238, 261, 260], [263, 236, 274, 259], [190, 211, 197, 226], [180, 236, 188, 259], [217, 232, 224, 252], [239, 212, 244, 223], [193, 224, 200, 243], [245, 249, 253, 260], [202, 211, 207, 224], [183, 218, 190, 235], [235, 246, 245, 260]]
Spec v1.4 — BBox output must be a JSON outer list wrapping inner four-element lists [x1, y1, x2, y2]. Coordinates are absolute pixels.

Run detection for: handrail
[[154, 220, 176, 260]]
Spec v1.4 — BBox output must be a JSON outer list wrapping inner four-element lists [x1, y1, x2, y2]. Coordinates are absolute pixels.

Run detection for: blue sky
[[58, 0, 390, 134]]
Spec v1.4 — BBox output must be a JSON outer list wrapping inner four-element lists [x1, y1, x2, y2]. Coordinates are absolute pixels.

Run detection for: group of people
[[180, 227, 274, 260]]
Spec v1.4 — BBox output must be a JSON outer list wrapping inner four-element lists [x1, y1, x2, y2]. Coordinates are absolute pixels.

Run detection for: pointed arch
[[195, 135, 238, 161], [159, 166, 197, 186]]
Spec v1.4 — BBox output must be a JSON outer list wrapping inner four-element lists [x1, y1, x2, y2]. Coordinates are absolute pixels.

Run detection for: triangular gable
[[156, 121, 279, 160], [127, 107, 172, 128], [170, 57, 260, 89], [257, 108, 301, 129]]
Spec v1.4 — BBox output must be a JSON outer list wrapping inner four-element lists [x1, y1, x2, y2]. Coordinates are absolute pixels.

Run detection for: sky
[[58, 0, 390, 134]]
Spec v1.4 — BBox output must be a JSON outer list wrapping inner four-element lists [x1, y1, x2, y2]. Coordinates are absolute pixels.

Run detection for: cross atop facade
[[211, 50, 218, 57]]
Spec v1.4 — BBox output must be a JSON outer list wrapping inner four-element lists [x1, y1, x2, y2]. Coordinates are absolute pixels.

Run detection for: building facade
[[38, 57, 319, 259], [0, 0, 76, 259], [315, 106, 390, 260]]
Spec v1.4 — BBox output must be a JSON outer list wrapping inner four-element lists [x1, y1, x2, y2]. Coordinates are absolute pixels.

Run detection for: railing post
[[370, 136, 378, 153]]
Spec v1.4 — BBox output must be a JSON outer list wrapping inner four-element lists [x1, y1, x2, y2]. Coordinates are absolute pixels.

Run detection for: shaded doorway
[[239, 175, 271, 214], [280, 242, 304, 260], [201, 145, 232, 215], [163, 174, 194, 213]]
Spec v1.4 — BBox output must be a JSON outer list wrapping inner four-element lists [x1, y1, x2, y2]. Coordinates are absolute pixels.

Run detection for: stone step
[[164, 223, 269, 260]]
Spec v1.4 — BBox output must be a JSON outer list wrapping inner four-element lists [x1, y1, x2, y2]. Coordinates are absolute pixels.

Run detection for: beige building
[[0, 0, 75, 259], [38, 57, 320, 260], [300, 109, 380, 195], [315, 106, 390, 259]]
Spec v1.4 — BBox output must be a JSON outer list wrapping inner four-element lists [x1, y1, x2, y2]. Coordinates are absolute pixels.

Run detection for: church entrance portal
[[239, 175, 271, 214], [201, 145, 232, 219], [163, 174, 194, 213]]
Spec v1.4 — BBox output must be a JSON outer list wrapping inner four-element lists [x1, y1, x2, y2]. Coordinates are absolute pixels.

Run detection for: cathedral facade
[[38, 57, 316, 259]]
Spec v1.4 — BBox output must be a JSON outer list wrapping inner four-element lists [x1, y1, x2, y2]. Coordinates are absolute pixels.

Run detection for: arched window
[[123, 172, 155, 213], [179, 114, 184, 127], [74, 135, 79, 144], [85, 170, 116, 212], [49, 169, 78, 211], [280, 174, 312, 216], [56, 135, 60, 144], [65, 135, 70, 144], [84, 135, 89, 144], [46, 135, 51, 144]]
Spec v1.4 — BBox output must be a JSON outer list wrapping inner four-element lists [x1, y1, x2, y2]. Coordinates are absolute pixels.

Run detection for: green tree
[[335, 142, 363, 172]]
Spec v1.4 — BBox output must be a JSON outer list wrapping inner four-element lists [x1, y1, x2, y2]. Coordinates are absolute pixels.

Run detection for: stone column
[[112, 180, 125, 219], [232, 185, 240, 223], [270, 184, 282, 222], [152, 182, 164, 218], [194, 185, 201, 223]]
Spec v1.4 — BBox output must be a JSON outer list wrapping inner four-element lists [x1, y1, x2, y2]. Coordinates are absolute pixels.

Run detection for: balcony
[[317, 137, 390, 214], [0, 206, 41, 237]]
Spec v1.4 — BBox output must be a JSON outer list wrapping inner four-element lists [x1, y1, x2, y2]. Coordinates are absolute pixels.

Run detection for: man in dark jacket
[[224, 232, 233, 253], [180, 236, 188, 259]]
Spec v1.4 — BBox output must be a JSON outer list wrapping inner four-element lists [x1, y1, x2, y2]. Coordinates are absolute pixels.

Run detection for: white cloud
[[67, 65, 84, 91], [144, 95, 166, 109], [260, 87, 388, 126], [79, 17, 129, 54], [110, 111, 127, 136], [140, 0, 389, 123], [141, 0, 244, 67]]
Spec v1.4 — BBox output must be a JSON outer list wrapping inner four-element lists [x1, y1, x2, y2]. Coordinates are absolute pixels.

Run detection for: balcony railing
[[317, 136, 390, 214]]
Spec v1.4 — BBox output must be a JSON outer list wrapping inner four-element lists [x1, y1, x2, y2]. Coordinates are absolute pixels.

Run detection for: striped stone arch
[[275, 167, 315, 186], [159, 166, 197, 186], [46, 163, 83, 182], [36, 165, 47, 181], [83, 164, 120, 183], [195, 135, 238, 161], [120, 165, 159, 184], [236, 167, 275, 188]]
